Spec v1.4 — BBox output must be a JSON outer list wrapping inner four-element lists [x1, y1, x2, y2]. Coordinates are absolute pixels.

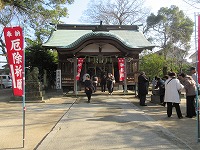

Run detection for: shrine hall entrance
[[81, 58, 120, 83]]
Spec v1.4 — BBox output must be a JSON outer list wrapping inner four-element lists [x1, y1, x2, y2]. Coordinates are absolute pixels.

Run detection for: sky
[[1, 0, 200, 68], [62, 0, 200, 63], [56, 0, 200, 62], [65, 0, 199, 24]]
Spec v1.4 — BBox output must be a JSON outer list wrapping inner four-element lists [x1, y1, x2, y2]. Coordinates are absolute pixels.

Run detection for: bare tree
[[80, 0, 150, 25], [182, 0, 200, 9]]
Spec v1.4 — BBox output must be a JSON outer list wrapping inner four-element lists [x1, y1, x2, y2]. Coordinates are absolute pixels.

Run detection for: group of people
[[83, 67, 198, 119], [83, 73, 115, 103], [138, 67, 197, 119]]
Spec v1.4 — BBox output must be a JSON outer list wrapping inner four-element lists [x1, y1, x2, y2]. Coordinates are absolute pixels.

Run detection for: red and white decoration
[[76, 58, 84, 80], [118, 58, 125, 81], [4, 26, 24, 96], [198, 16, 200, 84]]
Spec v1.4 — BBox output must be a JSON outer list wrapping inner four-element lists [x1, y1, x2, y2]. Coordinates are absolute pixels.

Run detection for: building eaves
[[43, 29, 154, 50]]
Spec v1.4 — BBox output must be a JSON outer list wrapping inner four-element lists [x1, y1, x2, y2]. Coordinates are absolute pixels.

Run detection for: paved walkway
[[1, 89, 200, 150], [36, 94, 193, 150]]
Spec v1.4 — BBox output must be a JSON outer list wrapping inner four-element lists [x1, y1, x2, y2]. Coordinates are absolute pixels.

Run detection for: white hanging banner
[[56, 69, 61, 89]]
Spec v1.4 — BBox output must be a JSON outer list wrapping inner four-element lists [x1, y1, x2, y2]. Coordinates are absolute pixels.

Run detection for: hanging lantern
[[102, 56, 104, 63], [93, 56, 95, 63], [100, 56, 103, 63], [98, 56, 103, 63], [110, 57, 112, 63], [96, 57, 98, 63], [105, 57, 107, 63]]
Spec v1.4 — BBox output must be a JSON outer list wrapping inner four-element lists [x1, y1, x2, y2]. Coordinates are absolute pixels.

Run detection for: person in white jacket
[[164, 72, 184, 119]]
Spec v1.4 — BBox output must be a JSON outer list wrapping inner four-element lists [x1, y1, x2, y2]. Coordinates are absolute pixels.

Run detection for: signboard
[[118, 58, 125, 81], [76, 58, 84, 80], [56, 69, 61, 89], [3, 26, 24, 96]]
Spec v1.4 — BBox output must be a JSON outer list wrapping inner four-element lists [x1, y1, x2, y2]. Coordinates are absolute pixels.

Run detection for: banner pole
[[3, 26, 26, 147], [195, 12, 200, 142], [22, 27, 26, 148]]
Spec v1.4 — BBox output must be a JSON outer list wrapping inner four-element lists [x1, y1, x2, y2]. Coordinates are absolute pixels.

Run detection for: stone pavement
[[36, 93, 196, 150], [131, 94, 200, 150], [0, 89, 200, 150]]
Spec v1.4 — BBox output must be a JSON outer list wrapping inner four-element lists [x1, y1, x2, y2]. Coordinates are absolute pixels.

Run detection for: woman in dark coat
[[155, 77, 167, 106], [138, 72, 149, 106], [84, 75, 94, 103], [100, 74, 107, 92]]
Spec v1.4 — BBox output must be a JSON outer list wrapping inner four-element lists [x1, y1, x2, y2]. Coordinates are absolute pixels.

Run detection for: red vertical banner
[[76, 58, 84, 80], [198, 16, 200, 84], [118, 58, 125, 81], [3, 26, 24, 96]]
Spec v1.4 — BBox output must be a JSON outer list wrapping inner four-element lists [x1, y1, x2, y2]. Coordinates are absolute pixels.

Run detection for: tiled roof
[[43, 26, 154, 50]]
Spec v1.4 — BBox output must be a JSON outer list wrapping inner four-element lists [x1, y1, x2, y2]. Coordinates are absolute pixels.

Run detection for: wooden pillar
[[112, 59, 114, 76], [84, 58, 87, 73]]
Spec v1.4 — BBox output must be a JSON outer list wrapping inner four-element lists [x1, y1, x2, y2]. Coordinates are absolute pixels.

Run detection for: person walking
[[100, 74, 107, 92], [164, 72, 184, 119], [107, 73, 115, 95], [138, 72, 149, 106], [178, 73, 196, 118], [84, 75, 94, 103]]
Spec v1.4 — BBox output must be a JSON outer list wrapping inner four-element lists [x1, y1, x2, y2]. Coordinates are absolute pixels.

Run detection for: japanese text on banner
[[3, 26, 24, 96], [198, 16, 200, 84], [76, 58, 84, 80], [118, 58, 125, 81]]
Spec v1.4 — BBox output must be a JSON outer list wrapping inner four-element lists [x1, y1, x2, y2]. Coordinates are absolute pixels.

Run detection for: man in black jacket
[[138, 72, 149, 106], [84, 75, 94, 103]]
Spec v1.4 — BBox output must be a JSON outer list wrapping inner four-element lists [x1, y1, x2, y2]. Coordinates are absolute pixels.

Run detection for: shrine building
[[42, 22, 154, 92]]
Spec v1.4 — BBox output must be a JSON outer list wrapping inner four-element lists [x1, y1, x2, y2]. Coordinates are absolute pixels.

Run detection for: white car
[[0, 75, 12, 88]]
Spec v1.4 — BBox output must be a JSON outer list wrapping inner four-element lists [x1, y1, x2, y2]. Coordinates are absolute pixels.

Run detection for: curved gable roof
[[42, 24, 154, 52]]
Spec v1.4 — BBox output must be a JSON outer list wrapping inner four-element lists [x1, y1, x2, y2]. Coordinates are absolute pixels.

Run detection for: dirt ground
[[0, 88, 77, 150], [1, 89, 200, 150]]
